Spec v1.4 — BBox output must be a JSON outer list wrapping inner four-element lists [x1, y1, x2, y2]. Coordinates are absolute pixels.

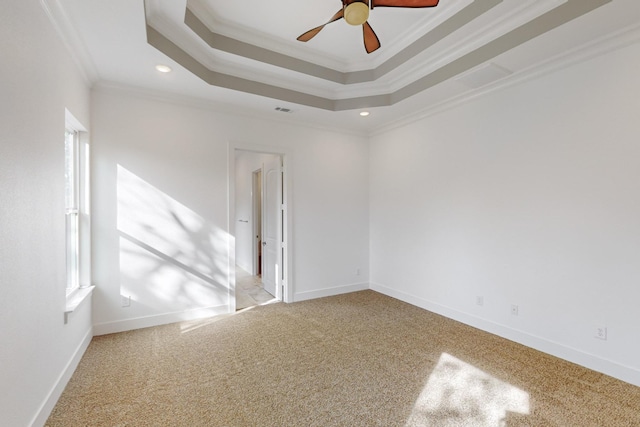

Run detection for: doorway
[[231, 146, 291, 312]]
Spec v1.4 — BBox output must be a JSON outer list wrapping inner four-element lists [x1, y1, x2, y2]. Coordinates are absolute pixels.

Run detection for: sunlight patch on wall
[[406, 353, 530, 426], [117, 165, 230, 311]]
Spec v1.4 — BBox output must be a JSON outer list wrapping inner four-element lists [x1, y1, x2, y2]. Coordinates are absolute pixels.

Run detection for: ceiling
[[47, 0, 640, 134]]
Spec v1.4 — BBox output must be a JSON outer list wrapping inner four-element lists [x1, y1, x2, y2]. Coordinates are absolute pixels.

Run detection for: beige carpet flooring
[[46, 290, 640, 426]]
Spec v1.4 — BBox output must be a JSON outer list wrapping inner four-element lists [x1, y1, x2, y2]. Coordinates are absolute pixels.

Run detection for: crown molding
[[185, 0, 350, 72], [372, 0, 565, 94], [348, 0, 478, 71], [183, 0, 482, 73], [86, 20, 640, 138], [174, 0, 564, 97], [40, 0, 99, 85], [182, 0, 501, 87], [371, 21, 640, 137], [92, 81, 369, 138], [149, 0, 611, 111]]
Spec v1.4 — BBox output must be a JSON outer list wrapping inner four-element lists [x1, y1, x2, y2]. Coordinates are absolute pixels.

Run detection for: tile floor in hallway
[[236, 266, 277, 310]]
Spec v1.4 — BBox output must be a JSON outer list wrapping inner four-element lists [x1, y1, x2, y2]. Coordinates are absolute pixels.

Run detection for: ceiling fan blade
[[362, 21, 381, 54], [297, 9, 345, 42], [371, 0, 439, 7]]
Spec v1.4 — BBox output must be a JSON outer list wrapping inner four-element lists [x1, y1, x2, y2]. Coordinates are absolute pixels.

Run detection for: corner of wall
[[30, 326, 93, 427], [370, 282, 640, 388]]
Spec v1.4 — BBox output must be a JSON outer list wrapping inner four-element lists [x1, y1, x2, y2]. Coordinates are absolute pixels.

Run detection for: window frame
[[65, 128, 81, 294], [64, 109, 93, 323]]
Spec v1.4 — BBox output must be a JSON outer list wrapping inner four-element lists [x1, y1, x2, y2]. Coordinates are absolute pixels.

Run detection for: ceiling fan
[[297, 0, 440, 54]]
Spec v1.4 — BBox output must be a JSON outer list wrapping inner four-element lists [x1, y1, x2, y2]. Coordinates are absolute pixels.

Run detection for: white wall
[[370, 40, 640, 386], [91, 87, 370, 333], [0, 1, 93, 426]]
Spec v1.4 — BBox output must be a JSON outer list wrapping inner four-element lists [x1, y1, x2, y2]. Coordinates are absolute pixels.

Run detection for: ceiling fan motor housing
[[344, 0, 370, 26]]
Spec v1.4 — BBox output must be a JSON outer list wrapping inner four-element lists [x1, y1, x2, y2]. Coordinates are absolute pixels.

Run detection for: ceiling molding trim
[[350, 0, 478, 71], [371, 16, 638, 137], [184, 0, 349, 71], [40, 0, 100, 85], [184, 0, 476, 73], [184, 0, 501, 86], [455, 63, 513, 89], [369, 0, 503, 83], [92, 82, 369, 138], [418, 0, 566, 74], [206, 60, 356, 100], [147, 26, 334, 110], [365, 0, 558, 94], [147, 8, 360, 98], [390, 0, 611, 105], [149, 24, 395, 109], [92, 20, 640, 139], [176, 0, 559, 99], [148, 0, 612, 111], [185, 8, 346, 85]]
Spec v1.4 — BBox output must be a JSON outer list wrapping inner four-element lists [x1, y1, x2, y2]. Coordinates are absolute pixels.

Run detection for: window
[[65, 129, 80, 293], [63, 110, 92, 322]]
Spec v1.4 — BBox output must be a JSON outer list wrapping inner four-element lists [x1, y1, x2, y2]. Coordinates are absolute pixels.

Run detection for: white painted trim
[[377, 0, 565, 96], [92, 83, 368, 138], [64, 285, 95, 324], [294, 282, 369, 302], [183, 0, 474, 73], [64, 108, 88, 132], [372, 21, 640, 136], [40, 0, 99, 85], [29, 326, 93, 427], [92, 305, 228, 336], [361, 0, 476, 72], [251, 168, 262, 277], [370, 282, 640, 388], [281, 157, 293, 304], [227, 142, 237, 313], [182, 0, 346, 72]]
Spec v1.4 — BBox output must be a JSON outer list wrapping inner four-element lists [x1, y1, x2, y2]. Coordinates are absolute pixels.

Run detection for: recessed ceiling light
[[360, 111, 370, 117], [155, 64, 172, 73]]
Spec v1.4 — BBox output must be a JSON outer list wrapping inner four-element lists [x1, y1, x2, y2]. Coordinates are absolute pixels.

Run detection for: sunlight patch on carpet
[[179, 298, 279, 333], [406, 353, 530, 427]]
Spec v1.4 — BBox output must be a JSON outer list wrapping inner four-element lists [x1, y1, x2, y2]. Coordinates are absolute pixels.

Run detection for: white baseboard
[[294, 282, 369, 302], [370, 282, 640, 388], [93, 305, 229, 336], [30, 326, 93, 427]]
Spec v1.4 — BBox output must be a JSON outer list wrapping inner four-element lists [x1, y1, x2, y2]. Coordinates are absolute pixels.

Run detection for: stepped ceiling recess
[[48, 0, 639, 133]]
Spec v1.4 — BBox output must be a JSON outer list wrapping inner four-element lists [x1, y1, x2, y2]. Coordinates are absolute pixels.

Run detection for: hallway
[[235, 266, 277, 310]]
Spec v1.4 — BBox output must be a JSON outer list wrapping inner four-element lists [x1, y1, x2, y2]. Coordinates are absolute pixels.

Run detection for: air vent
[[275, 107, 293, 113]]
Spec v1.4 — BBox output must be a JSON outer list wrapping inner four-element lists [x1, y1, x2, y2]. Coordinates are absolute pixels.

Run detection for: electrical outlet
[[356, 268, 361, 276], [476, 296, 484, 306], [511, 304, 519, 316], [595, 326, 607, 340], [121, 295, 131, 308]]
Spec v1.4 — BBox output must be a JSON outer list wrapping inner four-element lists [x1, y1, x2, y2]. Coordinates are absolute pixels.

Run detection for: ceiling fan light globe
[[344, 2, 369, 26]]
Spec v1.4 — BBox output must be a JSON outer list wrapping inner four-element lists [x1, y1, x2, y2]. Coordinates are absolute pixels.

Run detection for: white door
[[261, 156, 281, 298], [252, 169, 262, 276]]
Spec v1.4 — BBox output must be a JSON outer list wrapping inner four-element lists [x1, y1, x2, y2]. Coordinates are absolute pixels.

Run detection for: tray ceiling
[[47, 0, 640, 133]]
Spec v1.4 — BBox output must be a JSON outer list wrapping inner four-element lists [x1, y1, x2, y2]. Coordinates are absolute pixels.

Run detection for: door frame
[[228, 141, 293, 312]]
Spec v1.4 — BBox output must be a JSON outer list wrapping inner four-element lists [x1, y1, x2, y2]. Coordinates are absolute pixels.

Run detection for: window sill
[[65, 286, 95, 324]]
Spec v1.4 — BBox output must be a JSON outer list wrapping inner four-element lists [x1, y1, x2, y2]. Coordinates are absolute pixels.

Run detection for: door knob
[[262, 242, 267, 246]]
